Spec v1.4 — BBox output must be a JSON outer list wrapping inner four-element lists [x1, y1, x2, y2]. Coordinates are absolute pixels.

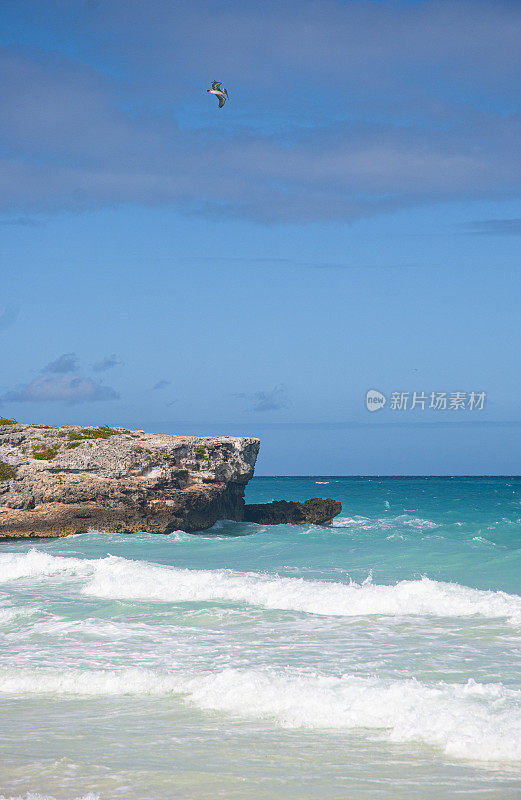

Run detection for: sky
[[1, 0, 521, 474]]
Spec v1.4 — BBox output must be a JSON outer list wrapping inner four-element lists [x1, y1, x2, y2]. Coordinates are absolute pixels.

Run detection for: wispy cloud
[[2, 374, 119, 404], [465, 219, 521, 236], [42, 353, 79, 374], [2, 351, 120, 404], [92, 354, 121, 371], [1, 1, 521, 222], [0, 216, 39, 226], [187, 256, 405, 270], [237, 384, 289, 412], [153, 380, 171, 390]]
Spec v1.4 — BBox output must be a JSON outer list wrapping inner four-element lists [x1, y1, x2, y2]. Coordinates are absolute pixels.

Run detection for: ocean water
[[1, 476, 521, 800]]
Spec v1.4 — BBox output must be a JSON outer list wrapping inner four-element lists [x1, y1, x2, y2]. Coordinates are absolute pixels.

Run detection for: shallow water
[[1, 476, 521, 799]]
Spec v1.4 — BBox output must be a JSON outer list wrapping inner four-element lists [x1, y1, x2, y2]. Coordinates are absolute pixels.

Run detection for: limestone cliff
[[0, 422, 259, 537]]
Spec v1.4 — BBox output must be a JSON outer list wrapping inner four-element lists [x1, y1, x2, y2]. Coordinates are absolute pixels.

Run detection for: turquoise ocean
[[2, 476, 521, 799]]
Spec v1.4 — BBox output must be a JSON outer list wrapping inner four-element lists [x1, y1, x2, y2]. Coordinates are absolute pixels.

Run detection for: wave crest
[[82, 556, 521, 623], [2, 550, 521, 623], [0, 665, 520, 763]]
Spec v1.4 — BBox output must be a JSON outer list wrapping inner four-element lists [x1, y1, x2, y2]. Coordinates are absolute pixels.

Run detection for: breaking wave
[[0, 550, 91, 582], [83, 556, 521, 623], [2, 550, 521, 623], [333, 514, 438, 530], [0, 665, 520, 762], [0, 795, 99, 800]]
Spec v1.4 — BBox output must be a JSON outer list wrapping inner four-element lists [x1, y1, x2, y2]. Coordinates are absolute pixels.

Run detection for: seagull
[[207, 80, 228, 108]]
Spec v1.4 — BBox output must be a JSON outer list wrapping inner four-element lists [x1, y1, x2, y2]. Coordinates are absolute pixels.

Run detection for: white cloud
[[43, 352, 78, 374], [2, 375, 119, 404]]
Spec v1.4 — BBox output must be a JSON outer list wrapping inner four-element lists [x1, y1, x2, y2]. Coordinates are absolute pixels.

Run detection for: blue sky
[[1, 0, 521, 474]]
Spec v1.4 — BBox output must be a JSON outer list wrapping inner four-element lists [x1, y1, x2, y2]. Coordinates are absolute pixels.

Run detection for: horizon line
[[252, 474, 521, 479]]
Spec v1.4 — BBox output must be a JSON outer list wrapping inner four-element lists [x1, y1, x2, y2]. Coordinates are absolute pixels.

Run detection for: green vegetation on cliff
[[195, 445, 207, 461], [0, 461, 15, 480], [32, 445, 60, 461], [68, 426, 122, 442]]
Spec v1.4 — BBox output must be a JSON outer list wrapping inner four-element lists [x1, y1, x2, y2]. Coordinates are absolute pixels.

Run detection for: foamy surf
[[185, 668, 521, 762], [2, 550, 521, 624], [81, 555, 521, 624], [1, 665, 520, 763], [0, 795, 99, 800], [0, 605, 37, 624], [0, 550, 92, 582], [333, 514, 438, 530], [3, 477, 521, 795]]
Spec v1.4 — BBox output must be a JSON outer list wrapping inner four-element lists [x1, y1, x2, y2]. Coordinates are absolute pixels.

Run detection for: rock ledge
[[0, 421, 342, 538], [0, 422, 259, 537], [244, 498, 342, 526]]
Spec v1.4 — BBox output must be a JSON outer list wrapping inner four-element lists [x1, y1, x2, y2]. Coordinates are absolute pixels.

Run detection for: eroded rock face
[[0, 423, 260, 538], [244, 498, 342, 526]]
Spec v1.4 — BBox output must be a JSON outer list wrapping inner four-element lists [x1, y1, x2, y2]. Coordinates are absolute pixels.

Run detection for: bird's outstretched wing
[[218, 94, 226, 108], [212, 81, 222, 90]]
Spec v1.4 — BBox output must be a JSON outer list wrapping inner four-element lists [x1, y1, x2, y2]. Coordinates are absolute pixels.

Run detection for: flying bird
[[207, 80, 228, 108]]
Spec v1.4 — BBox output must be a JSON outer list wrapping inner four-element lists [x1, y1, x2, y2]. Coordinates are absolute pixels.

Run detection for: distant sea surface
[[2, 477, 521, 799]]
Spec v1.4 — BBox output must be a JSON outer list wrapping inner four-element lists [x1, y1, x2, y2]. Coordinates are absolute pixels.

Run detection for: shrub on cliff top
[[0, 461, 15, 480], [32, 445, 59, 461], [68, 425, 121, 442], [195, 445, 206, 460], [0, 417, 17, 426]]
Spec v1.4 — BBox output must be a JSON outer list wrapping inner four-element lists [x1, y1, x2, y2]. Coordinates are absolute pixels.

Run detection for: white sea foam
[[186, 669, 521, 762], [0, 607, 19, 624], [83, 556, 521, 624], [472, 536, 496, 546], [333, 514, 438, 530], [0, 605, 37, 625], [0, 795, 99, 800], [3, 550, 521, 624], [0, 666, 178, 696], [1, 665, 520, 763], [0, 550, 92, 582]]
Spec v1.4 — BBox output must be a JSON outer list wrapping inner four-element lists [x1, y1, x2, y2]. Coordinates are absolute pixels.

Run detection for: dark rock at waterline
[[243, 497, 342, 526]]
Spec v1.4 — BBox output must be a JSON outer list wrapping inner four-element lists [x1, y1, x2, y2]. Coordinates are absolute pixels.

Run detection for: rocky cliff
[[0, 421, 260, 537]]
